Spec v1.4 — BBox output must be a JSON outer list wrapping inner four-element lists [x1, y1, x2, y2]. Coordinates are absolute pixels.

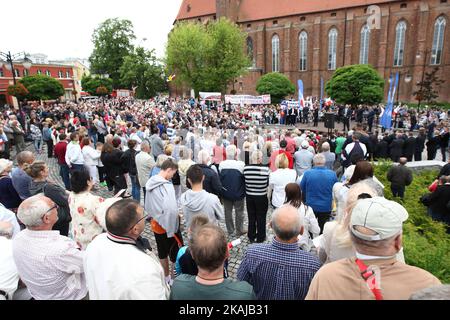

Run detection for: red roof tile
[[238, 0, 399, 22], [176, 0, 216, 21], [175, 0, 400, 22]]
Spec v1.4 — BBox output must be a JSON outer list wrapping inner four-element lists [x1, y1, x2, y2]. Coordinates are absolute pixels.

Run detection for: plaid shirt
[[237, 238, 321, 300]]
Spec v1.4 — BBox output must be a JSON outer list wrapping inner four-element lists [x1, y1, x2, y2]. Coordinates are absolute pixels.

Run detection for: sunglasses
[[127, 212, 150, 232], [42, 204, 58, 219]]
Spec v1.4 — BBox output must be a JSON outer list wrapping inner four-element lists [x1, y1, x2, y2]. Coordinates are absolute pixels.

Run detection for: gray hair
[[409, 285, 450, 300], [17, 194, 52, 228], [321, 142, 330, 152], [226, 145, 237, 160], [313, 154, 326, 166], [140, 141, 150, 152], [251, 150, 263, 165], [271, 205, 303, 241], [179, 146, 192, 160], [0, 221, 13, 239], [197, 149, 210, 165], [16, 151, 34, 166], [155, 154, 170, 167]]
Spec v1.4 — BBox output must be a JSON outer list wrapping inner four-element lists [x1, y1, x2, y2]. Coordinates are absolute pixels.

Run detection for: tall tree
[[89, 18, 136, 88], [19, 75, 65, 101], [120, 47, 167, 99], [206, 18, 251, 93], [326, 64, 384, 107], [413, 67, 445, 105], [256, 72, 295, 103], [81, 74, 113, 96], [166, 18, 250, 96]]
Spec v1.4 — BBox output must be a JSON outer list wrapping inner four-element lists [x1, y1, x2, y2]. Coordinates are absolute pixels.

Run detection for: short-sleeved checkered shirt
[[12, 229, 87, 300], [237, 238, 321, 300]]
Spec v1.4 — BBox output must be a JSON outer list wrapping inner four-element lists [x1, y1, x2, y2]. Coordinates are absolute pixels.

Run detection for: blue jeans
[[71, 164, 84, 172], [59, 164, 71, 190], [89, 133, 98, 148], [34, 139, 43, 152], [130, 175, 140, 202]]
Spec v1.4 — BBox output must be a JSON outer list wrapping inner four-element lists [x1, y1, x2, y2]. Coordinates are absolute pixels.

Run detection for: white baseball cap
[[350, 197, 408, 241]]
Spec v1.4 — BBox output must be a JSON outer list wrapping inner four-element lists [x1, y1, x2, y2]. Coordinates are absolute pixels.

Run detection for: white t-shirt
[[269, 169, 298, 208]]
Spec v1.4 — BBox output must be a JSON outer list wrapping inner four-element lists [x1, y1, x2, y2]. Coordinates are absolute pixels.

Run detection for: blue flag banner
[[298, 79, 305, 110], [380, 74, 394, 129], [391, 72, 399, 106]]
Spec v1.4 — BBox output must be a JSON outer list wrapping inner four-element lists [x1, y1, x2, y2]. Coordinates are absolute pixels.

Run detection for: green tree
[[413, 67, 445, 105], [166, 18, 250, 95], [81, 74, 113, 96], [326, 64, 384, 106], [19, 75, 65, 101], [205, 18, 251, 93], [256, 72, 295, 103], [89, 18, 136, 88], [120, 47, 167, 99]]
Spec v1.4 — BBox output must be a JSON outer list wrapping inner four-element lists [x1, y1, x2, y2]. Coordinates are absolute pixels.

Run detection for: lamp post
[[0, 51, 32, 114], [415, 49, 437, 110]]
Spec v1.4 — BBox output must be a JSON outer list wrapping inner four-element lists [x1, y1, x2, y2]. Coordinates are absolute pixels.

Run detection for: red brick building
[[174, 0, 450, 103], [0, 63, 75, 107]]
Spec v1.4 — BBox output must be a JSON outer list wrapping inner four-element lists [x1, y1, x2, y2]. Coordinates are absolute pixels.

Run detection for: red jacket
[[54, 141, 68, 165], [269, 149, 294, 172]]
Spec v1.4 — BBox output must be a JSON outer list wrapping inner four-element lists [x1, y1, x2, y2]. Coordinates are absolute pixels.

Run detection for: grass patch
[[374, 159, 450, 283]]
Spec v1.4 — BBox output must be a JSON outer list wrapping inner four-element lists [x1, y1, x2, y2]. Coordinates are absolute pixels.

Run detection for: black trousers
[[112, 174, 127, 194], [343, 119, 350, 131], [391, 184, 405, 199], [414, 150, 422, 161], [45, 140, 54, 158], [441, 147, 447, 162], [246, 195, 269, 243], [315, 211, 331, 234], [427, 148, 437, 160], [97, 166, 107, 183]]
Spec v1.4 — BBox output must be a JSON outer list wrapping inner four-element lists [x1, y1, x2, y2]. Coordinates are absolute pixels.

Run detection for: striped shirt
[[243, 165, 270, 196]]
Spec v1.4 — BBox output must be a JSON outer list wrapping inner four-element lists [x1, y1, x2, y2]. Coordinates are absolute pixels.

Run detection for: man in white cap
[[293, 140, 314, 177], [306, 197, 441, 300]]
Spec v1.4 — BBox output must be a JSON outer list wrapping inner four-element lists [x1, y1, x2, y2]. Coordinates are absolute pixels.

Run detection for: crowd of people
[[0, 96, 449, 300]]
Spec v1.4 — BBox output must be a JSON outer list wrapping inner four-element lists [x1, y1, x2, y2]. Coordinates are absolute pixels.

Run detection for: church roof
[[176, 0, 400, 22]]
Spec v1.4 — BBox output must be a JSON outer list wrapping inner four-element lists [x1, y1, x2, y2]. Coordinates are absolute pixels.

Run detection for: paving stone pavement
[[18, 142, 276, 279]]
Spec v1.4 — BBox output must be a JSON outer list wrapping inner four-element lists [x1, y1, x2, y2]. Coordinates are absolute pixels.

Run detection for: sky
[[1, 0, 183, 61]]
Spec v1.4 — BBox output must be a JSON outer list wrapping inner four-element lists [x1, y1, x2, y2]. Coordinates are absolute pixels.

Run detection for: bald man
[[237, 205, 321, 300], [11, 151, 35, 200]]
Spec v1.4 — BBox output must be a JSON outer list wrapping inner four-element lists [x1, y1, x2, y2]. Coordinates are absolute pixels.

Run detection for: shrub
[[374, 160, 450, 283], [256, 72, 295, 104]]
